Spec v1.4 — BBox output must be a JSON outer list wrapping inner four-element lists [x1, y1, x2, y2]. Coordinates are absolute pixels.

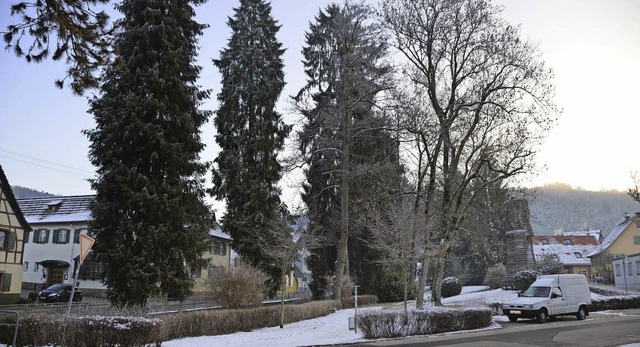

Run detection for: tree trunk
[[333, 106, 351, 300]]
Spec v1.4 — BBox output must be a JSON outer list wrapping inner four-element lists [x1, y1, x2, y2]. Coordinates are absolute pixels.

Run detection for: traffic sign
[[79, 233, 95, 263]]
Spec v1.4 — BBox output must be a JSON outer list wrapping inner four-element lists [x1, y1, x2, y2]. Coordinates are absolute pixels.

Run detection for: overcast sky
[[1, 0, 639, 213]]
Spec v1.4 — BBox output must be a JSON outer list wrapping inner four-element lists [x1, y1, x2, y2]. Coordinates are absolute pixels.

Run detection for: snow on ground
[[164, 286, 507, 347], [163, 286, 611, 347]]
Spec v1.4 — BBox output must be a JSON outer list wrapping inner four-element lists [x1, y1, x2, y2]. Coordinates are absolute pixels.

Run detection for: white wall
[[613, 254, 640, 291]]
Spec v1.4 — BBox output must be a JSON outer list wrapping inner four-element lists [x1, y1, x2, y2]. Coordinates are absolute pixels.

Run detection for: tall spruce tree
[[295, 2, 396, 299], [85, 0, 212, 308], [212, 0, 291, 293]]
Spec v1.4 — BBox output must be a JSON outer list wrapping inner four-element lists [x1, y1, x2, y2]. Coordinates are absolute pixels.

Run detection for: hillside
[[11, 186, 56, 199], [526, 184, 639, 236]]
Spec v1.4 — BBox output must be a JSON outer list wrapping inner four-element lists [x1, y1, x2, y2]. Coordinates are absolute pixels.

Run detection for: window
[[615, 263, 621, 276], [541, 239, 549, 245], [637, 261, 640, 275], [574, 252, 583, 258], [53, 229, 70, 244], [23, 262, 28, 271], [580, 269, 587, 276], [0, 230, 16, 250], [634, 235, 640, 245], [0, 273, 11, 292], [628, 262, 633, 276], [73, 229, 83, 244], [209, 240, 227, 256], [78, 255, 103, 281], [34, 263, 39, 272], [563, 239, 572, 245], [207, 264, 224, 279], [551, 287, 563, 298], [190, 266, 202, 278], [34, 229, 50, 244]]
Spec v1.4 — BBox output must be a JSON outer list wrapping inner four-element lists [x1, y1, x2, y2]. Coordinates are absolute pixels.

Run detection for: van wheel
[[576, 306, 587, 320], [507, 315, 518, 322], [537, 308, 548, 323]]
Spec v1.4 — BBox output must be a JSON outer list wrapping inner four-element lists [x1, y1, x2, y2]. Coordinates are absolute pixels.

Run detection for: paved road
[[350, 310, 640, 347]]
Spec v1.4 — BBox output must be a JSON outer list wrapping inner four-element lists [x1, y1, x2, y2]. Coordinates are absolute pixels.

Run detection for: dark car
[[38, 283, 83, 303]]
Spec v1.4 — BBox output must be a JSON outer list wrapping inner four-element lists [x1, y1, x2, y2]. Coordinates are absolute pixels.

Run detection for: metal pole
[[623, 256, 628, 295], [353, 285, 359, 334], [66, 262, 81, 315]]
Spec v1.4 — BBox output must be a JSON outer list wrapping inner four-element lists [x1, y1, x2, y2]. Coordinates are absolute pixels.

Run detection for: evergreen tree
[[85, 0, 212, 308], [295, 2, 396, 299], [212, 0, 291, 294], [4, 0, 114, 94]]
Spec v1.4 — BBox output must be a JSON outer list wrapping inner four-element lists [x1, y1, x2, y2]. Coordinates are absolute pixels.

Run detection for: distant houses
[[532, 235, 599, 277], [0, 164, 29, 304]]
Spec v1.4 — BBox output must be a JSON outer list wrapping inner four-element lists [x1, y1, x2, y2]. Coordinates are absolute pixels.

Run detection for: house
[[554, 229, 602, 243], [192, 224, 233, 292], [284, 214, 312, 295], [613, 252, 640, 291], [16, 195, 101, 292], [587, 213, 640, 282], [0, 164, 29, 304], [532, 235, 599, 277]]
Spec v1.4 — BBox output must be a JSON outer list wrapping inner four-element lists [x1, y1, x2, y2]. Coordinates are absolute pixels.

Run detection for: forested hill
[[11, 186, 55, 199], [527, 184, 639, 236]]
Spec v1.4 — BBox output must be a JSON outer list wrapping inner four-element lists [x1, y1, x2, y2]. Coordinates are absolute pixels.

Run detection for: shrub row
[[589, 295, 640, 312], [0, 314, 162, 347], [161, 299, 342, 341], [357, 307, 492, 339], [341, 294, 378, 308], [588, 285, 638, 297]]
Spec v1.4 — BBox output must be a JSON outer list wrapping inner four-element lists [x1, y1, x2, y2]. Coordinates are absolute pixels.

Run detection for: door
[[47, 268, 65, 287], [548, 287, 567, 315]]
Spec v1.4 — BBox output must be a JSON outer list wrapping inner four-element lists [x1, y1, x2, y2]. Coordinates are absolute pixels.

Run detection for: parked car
[[502, 274, 591, 323], [38, 283, 83, 303]]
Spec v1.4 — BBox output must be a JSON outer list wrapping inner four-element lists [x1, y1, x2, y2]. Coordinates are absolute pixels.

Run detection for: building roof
[[210, 222, 232, 241], [532, 235, 599, 246], [532, 235, 599, 266], [0, 164, 30, 231], [587, 214, 639, 258], [16, 195, 94, 224]]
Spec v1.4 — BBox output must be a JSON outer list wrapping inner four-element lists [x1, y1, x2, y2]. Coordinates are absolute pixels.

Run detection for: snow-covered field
[[163, 286, 515, 347]]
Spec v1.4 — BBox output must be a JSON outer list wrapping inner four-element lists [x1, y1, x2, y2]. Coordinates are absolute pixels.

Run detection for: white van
[[502, 274, 591, 323]]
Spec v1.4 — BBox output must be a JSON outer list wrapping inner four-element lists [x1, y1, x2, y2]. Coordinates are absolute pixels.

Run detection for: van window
[[551, 287, 563, 297]]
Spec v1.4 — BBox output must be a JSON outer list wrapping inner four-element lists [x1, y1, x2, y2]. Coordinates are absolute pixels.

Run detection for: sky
[[1, 0, 639, 215]]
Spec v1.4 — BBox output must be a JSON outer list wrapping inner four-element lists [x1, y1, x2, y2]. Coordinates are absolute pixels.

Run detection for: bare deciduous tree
[[628, 172, 640, 204], [383, 0, 559, 307]]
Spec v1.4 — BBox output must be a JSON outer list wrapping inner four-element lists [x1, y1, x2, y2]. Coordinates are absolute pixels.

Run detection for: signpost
[[67, 234, 95, 314]]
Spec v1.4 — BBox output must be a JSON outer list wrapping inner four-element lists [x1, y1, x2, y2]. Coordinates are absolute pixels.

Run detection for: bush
[[0, 314, 162, 347], [210, 262, 267, 308], [513, 270, 539, 292], [377, 269, 416, 303], [537, 253, 563, 275], [342, 295, 378, 308], [441, 277, 462, 298], [357, 307, 492, 339], [161, 299, 341, 341], [483, 264, 506, 289], [588, 295, 640, 312]]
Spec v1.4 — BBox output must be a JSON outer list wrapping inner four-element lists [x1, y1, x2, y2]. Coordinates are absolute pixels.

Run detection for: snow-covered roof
[[17, 195, 95, 224], [532, 235, 599, 246], [587, 214, 639, 258], [209, 223, 232, 241], [533, 244, 596, 266]]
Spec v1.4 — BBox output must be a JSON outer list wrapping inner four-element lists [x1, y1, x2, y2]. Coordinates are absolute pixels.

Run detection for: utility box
[[348, 316, 355, 330]]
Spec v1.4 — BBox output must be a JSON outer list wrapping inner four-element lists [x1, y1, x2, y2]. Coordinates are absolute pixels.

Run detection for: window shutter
[[6, 232, 16, 250], [63, 229, 70, 244], [24, 230, 29, 243], [53, 230, 60, 244], [33, 230, 39, 243], [44, 230, 50, 243], [1, 273, 11, 292], [74, 230, 80, 244]]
